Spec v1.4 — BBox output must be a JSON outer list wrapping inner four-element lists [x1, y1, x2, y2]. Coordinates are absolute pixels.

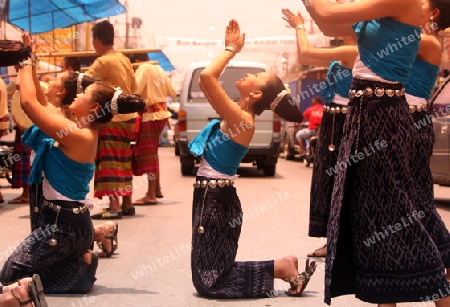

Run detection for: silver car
[[429, 77, 450, 186]]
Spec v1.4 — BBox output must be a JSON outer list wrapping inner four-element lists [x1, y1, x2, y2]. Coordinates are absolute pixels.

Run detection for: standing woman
[[0, 33, 143, 293], [130, 55, 177, 206], [406, 0, 450, 285], [190, 19, 316, 298], [304, 0, 450, 305], [282, 8, 358, 258]]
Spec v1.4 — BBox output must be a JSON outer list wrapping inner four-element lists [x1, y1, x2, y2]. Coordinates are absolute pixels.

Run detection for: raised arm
[[282, 9, 358, 67], [304, 0, 421, 32], [19, 34, 87, 148], [198, 19, 249, 127], [21, 34, 47, 107]]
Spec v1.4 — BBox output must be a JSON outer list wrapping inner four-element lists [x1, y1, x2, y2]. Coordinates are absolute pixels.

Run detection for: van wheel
[[263, 163, 276, 176], [174, 142, 180, 156], [181, 163, 194, 176]]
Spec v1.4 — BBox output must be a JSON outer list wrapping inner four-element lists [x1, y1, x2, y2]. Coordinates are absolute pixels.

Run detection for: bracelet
[[18, 58, 35, 68], [225, 45, 237, 55], [297, 24, 304, 30]]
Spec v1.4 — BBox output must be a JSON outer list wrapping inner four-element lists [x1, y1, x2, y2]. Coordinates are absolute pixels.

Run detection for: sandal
[[286, 259, 317, 297], [13, 274, 48, 307], [307, 244, 327, 257], [28, 274, 47, 307], [97, 222, 118, 257], [91, 208, 122, 219]]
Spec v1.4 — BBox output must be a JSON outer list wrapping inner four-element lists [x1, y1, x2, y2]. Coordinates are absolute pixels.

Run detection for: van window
[[188, 67, 265, 102]]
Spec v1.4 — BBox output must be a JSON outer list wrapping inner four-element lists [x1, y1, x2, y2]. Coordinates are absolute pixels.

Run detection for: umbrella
[[5, 0, 126, 34]]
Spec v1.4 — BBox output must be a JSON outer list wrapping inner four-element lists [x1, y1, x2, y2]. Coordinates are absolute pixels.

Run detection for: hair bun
[[116, 94, 146, 114], [0, 40, 32, 67], [274, 95, 304, 122]]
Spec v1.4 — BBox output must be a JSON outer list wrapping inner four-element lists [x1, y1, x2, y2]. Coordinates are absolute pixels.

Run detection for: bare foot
[[10, 285, 33, 307], [307, 244, 327, 257], [274, 255, 304, 295], [132, 196, 157, 205], [94, 222, 116, 257]]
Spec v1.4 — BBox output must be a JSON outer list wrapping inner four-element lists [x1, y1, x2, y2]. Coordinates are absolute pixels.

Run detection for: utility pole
[[124, 0, 129, 49]]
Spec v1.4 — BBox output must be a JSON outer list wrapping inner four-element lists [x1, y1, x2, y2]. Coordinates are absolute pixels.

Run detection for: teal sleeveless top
[[353, 18, 421, 84], [23, 124, 94, 200], [188, 119, 248, 176], [405, 58, 439, 99], [319, 61, 352, 103]]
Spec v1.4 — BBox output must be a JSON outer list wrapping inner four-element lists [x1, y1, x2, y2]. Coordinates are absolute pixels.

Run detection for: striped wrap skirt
[[94, 119, 135, 198]]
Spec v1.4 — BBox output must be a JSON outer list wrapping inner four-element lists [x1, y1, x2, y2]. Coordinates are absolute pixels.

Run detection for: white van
[[175, 61, 281, 176]]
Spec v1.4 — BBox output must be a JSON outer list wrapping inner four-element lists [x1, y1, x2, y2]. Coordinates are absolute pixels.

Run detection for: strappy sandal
[[286, 258, 317, 297], [97, 222, 118, 257], [11, 274, 48, 307], [28, 274, 48, 307]]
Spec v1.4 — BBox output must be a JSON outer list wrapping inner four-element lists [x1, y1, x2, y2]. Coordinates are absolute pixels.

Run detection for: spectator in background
[[0, 77, 10, 203], [295, 96, 323, 157], [6, 69, 31, 205], [61, 57, 81, 72], [129, 54, 176, 205], [86, 20, 138, 219]]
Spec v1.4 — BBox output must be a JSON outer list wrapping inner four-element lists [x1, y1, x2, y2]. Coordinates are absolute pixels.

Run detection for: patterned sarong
[[191, 176, 274, 298], [132, 119, 166, 176], [325, 79, 450, 304], [94, 119, 135, 198], [12, 127, 31, 188]]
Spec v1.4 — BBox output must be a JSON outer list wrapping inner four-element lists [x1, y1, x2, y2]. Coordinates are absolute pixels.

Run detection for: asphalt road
[[0, 146, 449, 307]]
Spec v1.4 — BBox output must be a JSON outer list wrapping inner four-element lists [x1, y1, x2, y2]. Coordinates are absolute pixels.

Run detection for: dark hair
[[128, 53, 149, 63], [92, 20, 114, 46], [63, 57, 81, 72], [430, 0, 450, 30], [312, 96, 323, 104], [62, 72, 99, 106], [90, 81, 145, 124], [252, 73, 303, 122]]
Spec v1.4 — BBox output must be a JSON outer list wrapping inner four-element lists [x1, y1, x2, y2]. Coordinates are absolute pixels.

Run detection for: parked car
[[280, 67, 327, 162], [280, 120, 299, 160], [429, 76, 450, 186], [175, 61, 281, 176]]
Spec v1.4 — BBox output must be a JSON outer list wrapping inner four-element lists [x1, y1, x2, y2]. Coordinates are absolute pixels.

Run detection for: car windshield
[[188, 67, 265, 102]]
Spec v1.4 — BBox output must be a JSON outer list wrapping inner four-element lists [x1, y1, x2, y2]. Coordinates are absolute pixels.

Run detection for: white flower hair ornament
[[111, 87, 122, 115], [270, 90, 288, 111], [77, 73, 85, 94]]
